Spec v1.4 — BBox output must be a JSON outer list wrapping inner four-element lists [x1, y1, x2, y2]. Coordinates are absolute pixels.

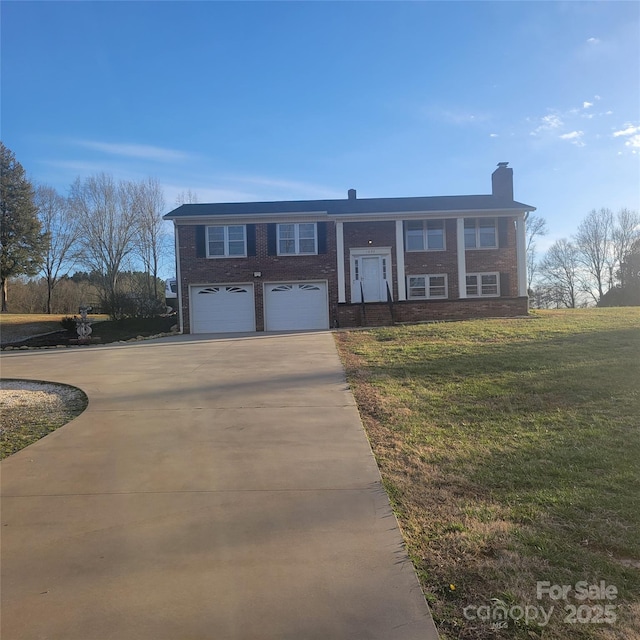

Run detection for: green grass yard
[[335, 308, 640, 640]]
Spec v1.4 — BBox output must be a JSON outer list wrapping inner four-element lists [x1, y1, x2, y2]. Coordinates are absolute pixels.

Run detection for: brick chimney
[[348, 189, 357, 200], [491, 162, 513, 201]]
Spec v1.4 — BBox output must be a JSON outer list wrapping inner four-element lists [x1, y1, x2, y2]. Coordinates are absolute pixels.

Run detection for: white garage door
[[191, 284, 255, 333], [265, 282, 329, 331]]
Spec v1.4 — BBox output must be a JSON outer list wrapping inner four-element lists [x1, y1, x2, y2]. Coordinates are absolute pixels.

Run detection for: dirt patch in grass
[[0, 379, 88, 459]]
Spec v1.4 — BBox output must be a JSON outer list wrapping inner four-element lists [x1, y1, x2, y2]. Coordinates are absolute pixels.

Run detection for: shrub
[[60, 316, 77, 333]]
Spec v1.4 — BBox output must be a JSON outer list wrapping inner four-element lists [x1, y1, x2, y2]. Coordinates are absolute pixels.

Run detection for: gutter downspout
[[174, 221, 184, 334]]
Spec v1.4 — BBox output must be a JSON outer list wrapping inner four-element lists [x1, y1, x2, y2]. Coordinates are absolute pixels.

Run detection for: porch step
[[360, 303, 394, 327]]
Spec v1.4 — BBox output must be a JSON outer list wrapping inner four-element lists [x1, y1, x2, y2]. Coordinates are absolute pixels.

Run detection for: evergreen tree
[[0, 143, 48, 312]]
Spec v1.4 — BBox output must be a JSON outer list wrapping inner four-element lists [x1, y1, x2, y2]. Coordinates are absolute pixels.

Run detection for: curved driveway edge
[[1, 331, 439, 639]]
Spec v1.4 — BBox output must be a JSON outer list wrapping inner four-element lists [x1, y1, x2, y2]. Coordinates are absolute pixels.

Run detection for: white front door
[[360, 257, 383, 301], [350, 249, 392, 303]]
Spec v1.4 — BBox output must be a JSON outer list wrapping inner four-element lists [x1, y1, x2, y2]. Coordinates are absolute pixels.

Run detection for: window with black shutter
[[267, 224, 277, 255], [195, 226, 206, 258], [247, 224, 256, 256]]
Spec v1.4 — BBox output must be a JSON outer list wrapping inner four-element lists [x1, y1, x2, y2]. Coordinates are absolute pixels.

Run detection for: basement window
[[466, 273, 500, 297], [407, 274, 448, 299]]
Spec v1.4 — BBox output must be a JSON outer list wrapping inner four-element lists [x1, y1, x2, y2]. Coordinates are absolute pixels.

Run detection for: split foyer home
[[164, 162, 535, 334]]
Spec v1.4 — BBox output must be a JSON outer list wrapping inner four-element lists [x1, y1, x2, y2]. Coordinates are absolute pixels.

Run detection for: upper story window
[[207, 225, 247, 257], [405, 220, 445, 251], [464, 218, 497, 249], [466, 272, 500, 297], [277, 223, 317, 255], [407, 274, 448, 299]]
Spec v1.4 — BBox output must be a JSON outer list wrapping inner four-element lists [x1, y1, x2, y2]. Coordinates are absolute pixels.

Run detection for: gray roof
[[164, 194, 535, 220]]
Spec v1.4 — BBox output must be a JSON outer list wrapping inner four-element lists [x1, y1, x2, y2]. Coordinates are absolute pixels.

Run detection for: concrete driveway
[[1, 332, 438, 640]]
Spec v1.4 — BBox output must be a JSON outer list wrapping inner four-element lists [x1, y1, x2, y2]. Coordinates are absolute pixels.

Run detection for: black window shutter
[[195, 226, 206, 258], [246, 224, 256, 256], [317, 222, 327, 254], [267, 224, 277, 255], [500, 272, 510, 297], [498, 218, 509, 248]]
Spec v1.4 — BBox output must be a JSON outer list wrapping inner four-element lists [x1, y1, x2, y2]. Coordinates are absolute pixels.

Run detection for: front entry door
[[360, 256, 383, 302]]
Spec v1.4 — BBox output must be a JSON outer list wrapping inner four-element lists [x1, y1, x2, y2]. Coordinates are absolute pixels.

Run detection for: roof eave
[[164, 211, 331, 224]]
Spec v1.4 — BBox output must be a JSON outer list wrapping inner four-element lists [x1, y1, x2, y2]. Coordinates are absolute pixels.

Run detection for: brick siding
[[337, 297, 529, 328], [177, 216, 524, 332], [178, 222, 338, 332], [343, 221, 397, 300]]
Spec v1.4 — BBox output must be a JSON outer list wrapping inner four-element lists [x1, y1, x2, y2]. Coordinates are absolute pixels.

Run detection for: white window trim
[[206, 225, 247, 258], [466, 272, 501, 297], [406, 274, 449, 300], [277, 222, 318, 256], [464, 218, 498, 250], [405, 220, 446, 252]]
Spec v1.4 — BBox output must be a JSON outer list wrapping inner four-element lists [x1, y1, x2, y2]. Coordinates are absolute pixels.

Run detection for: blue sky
[[2, 1, 639, 277]]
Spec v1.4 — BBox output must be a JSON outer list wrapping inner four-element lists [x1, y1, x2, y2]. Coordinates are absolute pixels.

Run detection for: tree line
[[2, 140, 638, 314], [527, 208, 640, 308], [1, 142, 171, 316]]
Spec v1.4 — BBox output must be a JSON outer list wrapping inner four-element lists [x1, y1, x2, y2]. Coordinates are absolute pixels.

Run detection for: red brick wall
[[465, 218, 518, 297], [403, 217, 519, 298], [343, 221, 397, 301], [336, 297, 529, 327], [177, 222, 338, 332], [404, 219, 460, 297], [177, 216, 522, 332]]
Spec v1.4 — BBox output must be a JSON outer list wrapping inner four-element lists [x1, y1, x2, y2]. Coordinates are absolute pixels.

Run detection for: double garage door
[[190, 282, 328, 333]]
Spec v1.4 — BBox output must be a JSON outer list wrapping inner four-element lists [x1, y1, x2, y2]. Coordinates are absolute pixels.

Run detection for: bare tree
[[525, 214, 548, 290], [35, 185, 80, 313], [612, 208, 640, 288], [70, 174, 137, 313], [574, 208, 615, 303], [540, 239, 581, 308], [131, 178, 167, 299], [175, 189, 199, 206]]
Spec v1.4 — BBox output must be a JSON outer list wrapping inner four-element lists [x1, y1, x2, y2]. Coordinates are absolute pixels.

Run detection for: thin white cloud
[[586, 37, 600, 45], [226, 174, 343, 198], [530, 113, 563, 136], [559, 131, 585, 146], [163, 183, 255, 206], [625, 135, 640, 149], [583, 101, 593, 109], [613, 126, 640, 154], [613, 124, 640, 138], [164, 174, 344, 207], [424, 107, 491, 126], [71, 139, 191, 162], [489, 133, 499, 138]]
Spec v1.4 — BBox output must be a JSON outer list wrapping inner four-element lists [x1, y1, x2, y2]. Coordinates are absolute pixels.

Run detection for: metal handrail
[[360, 281, 366, 326], [386, 281, 395, 325]]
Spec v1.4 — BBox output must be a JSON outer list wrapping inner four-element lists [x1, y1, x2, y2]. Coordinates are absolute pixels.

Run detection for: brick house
[[164, 163, 535, 333]]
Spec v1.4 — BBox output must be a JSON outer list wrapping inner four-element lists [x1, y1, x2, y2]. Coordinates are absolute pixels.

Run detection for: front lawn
[[0, 313, 108, 344], [1, 315, 175, 348], [335, 308, 640, 640]]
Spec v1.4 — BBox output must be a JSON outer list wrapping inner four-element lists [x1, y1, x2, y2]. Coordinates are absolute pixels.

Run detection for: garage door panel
[[191, 284, 255, 333], [265, 282, 329, 331]]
